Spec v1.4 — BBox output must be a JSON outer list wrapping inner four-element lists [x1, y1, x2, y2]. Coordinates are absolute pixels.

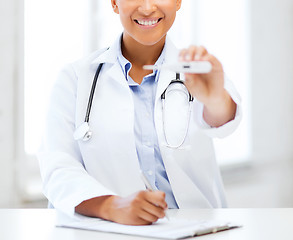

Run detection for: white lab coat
[[38, 36, 242, 217]]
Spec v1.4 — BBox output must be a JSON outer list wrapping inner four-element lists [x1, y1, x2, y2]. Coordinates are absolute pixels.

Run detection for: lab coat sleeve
[[37, 64, 116, 217], [193, 75, 242, 138]]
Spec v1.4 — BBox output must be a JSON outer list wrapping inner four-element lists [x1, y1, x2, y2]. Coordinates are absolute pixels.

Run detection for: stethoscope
[[74, 63, 194, 149]]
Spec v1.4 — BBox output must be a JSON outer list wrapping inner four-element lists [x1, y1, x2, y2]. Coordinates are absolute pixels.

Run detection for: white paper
[[56, 211, 240, 239]]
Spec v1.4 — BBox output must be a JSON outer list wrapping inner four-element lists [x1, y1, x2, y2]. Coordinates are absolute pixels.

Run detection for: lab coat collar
[[90, 34, 126, 87], [164, 36, 179, 64], [91, 34, 121, 66], [90, 34, 179, 67], [90, 34, 180, 91]]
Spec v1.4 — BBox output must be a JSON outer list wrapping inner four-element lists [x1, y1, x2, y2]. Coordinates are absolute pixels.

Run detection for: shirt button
[[148, 170, 153, 176], [145, 141, 152, 147]]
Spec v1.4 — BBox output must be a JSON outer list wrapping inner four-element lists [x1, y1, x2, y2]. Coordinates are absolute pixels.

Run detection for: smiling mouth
[[134, 18, 162, 26]]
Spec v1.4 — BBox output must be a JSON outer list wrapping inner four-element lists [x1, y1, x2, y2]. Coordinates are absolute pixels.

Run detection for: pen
[[140, 171, 170, 220]]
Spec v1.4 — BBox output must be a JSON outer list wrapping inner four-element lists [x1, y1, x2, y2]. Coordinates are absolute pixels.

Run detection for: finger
[[186, 46, 198, 62], [127, 215, 153, 226], [179, 48, 189, 62], [137, 207, 160, 223], [180, 46, 198, 62], [141, 200, 166, 219], [183, 45, 208, 61], [179, 46, 209, 62], [200, 53, 214, 63], [144, 191, 168, 209], [201, 54, 223, 73], [131, 192, 165, 223], [193, 45, 208, 60]]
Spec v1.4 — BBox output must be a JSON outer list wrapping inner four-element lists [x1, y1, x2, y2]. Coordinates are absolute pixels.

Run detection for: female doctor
[[38, 0, 241, 226]]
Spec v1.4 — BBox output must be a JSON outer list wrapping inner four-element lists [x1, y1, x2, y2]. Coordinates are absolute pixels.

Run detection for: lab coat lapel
[[91, 35, 129, 88], [155, 69, 174, 102], [88, 35, 144, 195], [105, 62, 129, 88], [163, 150, 213, 208], [155, 37, 181, 102], [91, 35, 119, 66], [155, 38, 213, 208]]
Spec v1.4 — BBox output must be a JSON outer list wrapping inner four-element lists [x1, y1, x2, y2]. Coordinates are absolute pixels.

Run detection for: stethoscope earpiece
[[73, 122, 92, 141]]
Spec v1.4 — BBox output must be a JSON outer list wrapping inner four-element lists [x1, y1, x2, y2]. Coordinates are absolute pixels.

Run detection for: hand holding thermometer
[[140, 171, 170, 221], [143, 61, 212, 74]]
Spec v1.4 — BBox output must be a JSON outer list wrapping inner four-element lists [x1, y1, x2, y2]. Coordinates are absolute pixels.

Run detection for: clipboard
[[56, 211, 241, 239]]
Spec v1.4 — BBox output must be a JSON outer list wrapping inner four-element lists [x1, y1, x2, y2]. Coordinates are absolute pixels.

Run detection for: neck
[[121, 33, 166, 68]]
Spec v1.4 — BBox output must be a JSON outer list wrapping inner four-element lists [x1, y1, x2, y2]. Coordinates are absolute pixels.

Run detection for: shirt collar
[[117, 34, 166, 83]]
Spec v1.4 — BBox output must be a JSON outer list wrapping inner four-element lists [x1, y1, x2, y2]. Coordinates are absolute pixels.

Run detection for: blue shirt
[[117, 43, 179, 209]]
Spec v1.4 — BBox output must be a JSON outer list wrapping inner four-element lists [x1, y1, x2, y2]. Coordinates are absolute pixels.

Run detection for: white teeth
[[137, 19, 159, 26]]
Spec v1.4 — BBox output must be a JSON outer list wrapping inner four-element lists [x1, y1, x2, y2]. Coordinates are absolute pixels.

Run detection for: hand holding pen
[[76, 172, 168, 226], [140, 171, 170, 220]]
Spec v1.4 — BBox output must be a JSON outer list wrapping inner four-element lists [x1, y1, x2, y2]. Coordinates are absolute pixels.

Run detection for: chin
[[136, 34, 166, 47]]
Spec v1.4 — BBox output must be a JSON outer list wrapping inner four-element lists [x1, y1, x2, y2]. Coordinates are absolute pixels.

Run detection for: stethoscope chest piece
[[74, 122, 92, 141]]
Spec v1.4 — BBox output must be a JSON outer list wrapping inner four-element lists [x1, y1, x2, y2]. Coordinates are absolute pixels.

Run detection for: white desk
[[1, 208, 293, 240]]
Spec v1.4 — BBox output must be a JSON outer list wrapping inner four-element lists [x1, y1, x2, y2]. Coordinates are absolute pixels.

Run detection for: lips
[[134, 18, 162, 26]]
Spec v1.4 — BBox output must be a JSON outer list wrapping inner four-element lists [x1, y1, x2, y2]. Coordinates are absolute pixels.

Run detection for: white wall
[[250, 0, 293, 161], [0, 0, 22, 207], [223, 157, 293, 207], [223, 0, 293, 207]]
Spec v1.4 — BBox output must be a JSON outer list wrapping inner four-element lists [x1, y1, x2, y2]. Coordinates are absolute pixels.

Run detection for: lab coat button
[[148, 170, 153, 176]]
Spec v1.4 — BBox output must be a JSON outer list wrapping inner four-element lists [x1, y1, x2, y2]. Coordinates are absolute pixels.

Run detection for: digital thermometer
[[143, 61, 212, 73]]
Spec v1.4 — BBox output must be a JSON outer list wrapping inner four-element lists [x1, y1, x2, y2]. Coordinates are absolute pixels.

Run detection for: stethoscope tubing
[[161, 78, 193, 149], [77, 62, 194, 148], [85, 63, 104, 123], [161, 99, 193, 149]]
